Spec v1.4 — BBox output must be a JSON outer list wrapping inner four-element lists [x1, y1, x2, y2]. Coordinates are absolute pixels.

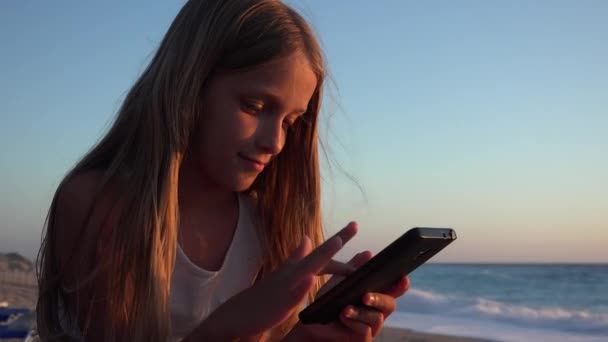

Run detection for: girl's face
[[190, 51, 318, 192]]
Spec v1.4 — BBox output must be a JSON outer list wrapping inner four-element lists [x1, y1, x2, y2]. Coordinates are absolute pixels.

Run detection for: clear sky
[[1, 1, 606, 263]]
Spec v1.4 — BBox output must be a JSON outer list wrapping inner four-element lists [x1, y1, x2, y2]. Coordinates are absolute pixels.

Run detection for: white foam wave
[[471, 298, 608, 334], [407, 288, 448, 302], [397, 288, 608, 335], [386, 312, 608, 342]]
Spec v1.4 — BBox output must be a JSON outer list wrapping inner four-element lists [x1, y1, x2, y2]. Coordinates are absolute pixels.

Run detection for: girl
[[36, 0, 410, 341]]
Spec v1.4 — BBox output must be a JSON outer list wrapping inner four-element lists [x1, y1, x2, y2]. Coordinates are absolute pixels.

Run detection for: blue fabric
[[0, 308, 30, 322], [0, 325, 30, 338], [0, 308, 33, 338]]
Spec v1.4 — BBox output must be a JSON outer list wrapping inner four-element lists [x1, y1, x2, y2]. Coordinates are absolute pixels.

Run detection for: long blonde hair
[[37, 0, 327, 340]]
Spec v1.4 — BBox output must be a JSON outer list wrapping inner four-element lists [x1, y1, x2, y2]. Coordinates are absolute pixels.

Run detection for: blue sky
[[1, 1, 606, 262]]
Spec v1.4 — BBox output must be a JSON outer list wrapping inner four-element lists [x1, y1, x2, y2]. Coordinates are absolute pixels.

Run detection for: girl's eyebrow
[[243, 87, 308, 115]]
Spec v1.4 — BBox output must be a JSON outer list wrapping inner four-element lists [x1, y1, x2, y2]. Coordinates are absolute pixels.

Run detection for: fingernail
[[364, 294, 375, 305], [344, 306, 357, 318], [361, 250, 372, 259]]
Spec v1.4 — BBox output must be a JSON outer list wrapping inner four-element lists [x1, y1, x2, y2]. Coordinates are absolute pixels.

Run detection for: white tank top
[[167, 193, 263, 341], [57, 193, 263, 342]]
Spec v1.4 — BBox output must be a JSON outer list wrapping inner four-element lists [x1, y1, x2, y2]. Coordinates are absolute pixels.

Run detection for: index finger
[[335, 221, 358, 246], [299, 222, 358, 274]]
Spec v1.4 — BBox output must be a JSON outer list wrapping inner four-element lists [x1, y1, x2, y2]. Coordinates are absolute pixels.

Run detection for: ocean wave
[[398, 287, 608, 335], [407, 288, 448, 302], [471, 298, 608, 334], [386, 312, 608, 342], [479, 268, 513, 280]]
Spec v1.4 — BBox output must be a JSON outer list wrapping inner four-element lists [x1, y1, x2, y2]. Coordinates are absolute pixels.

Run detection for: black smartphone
[[299, 227, 457, 325]]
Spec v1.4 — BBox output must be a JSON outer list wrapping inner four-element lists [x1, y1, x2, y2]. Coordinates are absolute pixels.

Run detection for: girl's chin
[[231, 175, 258, 192]]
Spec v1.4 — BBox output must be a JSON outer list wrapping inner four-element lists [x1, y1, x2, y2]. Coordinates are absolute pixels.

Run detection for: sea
[[386, 264, 608, 342]]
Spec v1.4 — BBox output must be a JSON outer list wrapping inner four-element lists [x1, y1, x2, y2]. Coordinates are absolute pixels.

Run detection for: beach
[[0, 282, 37, 310], [376, 327, 490, 341], [1, 272, 37, 342]]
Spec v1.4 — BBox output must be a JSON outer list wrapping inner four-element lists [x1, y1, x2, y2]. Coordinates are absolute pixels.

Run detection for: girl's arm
[[182, 224, 358, 341]]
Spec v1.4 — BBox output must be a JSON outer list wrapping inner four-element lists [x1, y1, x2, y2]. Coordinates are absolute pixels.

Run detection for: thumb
[[287, 236, 312, 263]]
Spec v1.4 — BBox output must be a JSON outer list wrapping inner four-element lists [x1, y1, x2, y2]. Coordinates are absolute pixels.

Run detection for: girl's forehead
[[228, 51, 316, 85], [219, 52, 318, 104]]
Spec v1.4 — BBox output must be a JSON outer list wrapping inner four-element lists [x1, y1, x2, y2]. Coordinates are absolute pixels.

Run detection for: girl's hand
[[285, 251, 411, 342], [184, 222, 359, 341]]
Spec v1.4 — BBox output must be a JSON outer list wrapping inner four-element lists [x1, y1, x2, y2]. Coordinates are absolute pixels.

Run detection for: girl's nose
[[255, 119, 284, 155]]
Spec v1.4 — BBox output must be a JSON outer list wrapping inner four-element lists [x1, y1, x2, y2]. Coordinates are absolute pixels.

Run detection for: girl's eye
[[242, 100, 263, 114]]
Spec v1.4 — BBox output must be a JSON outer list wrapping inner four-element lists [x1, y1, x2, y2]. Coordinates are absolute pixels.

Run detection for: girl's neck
[[178, 155, 235, 213], [177, 156, 240, 271]]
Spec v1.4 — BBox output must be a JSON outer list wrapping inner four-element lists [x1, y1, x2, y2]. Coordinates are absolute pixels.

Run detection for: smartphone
[[299, 227, 457, 325]]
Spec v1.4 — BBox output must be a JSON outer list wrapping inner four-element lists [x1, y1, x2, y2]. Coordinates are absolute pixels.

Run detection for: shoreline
[[376, 326, 492, 342]]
